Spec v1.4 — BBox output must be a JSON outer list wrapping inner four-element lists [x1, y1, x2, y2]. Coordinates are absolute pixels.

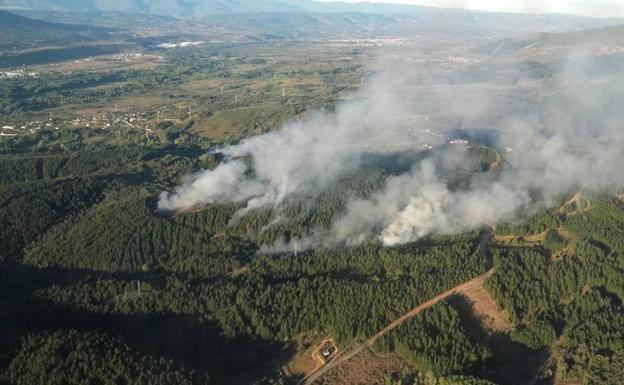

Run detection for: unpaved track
[[302, 268, 496, 385], [309, 338, 338, 374]]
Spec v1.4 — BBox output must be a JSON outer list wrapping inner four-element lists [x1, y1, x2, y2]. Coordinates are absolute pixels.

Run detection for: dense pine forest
[[0, 138, 489, 383], [1, 134, 623, 385], [2, 7, 624, 384]]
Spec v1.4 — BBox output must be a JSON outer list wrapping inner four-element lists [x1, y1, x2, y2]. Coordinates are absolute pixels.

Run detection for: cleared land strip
[[302, 267, 496, 385]]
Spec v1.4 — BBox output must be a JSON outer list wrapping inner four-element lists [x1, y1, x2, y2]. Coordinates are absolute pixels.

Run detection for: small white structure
[[158, 41, 205, 49]]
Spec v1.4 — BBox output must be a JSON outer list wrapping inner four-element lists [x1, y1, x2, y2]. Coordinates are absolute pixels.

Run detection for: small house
[[321, 346, 335, 358]]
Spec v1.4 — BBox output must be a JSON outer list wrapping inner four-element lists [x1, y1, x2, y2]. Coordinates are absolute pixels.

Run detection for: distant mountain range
[[0, 0, 423, 17], [1, 0, 622, 21], [1, 0, 622, 37], [0, 10, 121, 51], [477, 24, 624, 58], [1, 1, 623, 55]]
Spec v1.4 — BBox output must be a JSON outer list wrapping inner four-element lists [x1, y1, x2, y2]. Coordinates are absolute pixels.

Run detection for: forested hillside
[[0, 139, 494, 384], [488, 196, 624, 384], [1, 8, 624, 385], [2, 130, 624, 385], [0, 10, 120, 51]]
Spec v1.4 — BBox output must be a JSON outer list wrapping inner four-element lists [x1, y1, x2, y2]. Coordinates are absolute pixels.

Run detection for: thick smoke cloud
[[159, 38, 624, 250], [158, 65, 433, 212]]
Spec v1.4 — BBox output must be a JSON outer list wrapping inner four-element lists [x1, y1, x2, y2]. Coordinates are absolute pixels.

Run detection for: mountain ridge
[[2, 0, 622, 20], [0, 9, 119, 51]]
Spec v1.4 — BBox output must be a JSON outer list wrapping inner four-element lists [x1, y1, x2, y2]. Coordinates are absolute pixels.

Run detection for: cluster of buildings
[[0, 118, 58, 136], [0, 108, 158, 138], [68, 110, 155, 132], [0, 103, 187, 140], [411, 55, 480, 64], [0, 69, 38, 79], [158, 41, 205, 49], [324, 36, 410, 48]]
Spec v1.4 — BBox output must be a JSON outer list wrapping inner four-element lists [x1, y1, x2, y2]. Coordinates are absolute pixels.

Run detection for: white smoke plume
[[159, 31, 624, 250], [158, 65, 438, 212]]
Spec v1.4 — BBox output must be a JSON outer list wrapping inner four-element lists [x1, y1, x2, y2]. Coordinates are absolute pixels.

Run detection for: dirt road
[[302, 268, 496, 385]]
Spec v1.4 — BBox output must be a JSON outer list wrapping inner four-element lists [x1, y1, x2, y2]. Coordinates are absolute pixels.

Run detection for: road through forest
[[302, 267, 496, 385]]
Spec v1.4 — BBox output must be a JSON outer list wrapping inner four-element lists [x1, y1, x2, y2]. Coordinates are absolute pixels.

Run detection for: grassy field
[[1, 41, 368, 150]]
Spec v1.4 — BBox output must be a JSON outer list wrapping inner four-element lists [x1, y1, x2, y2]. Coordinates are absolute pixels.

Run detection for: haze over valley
[[1, 1, 624, 385]]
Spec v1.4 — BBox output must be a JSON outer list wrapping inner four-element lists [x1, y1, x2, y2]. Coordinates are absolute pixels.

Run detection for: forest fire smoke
[[159, 47, 624, 250]]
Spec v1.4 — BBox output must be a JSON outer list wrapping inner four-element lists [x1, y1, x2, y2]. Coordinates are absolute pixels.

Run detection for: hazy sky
[[319, 0, 624, 18]]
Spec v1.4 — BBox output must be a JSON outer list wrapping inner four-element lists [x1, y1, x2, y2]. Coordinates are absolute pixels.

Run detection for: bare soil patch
[[318, 349, 410, 385], [460, 280, 512, 332], [303, 269, 495, 385], [558, 191, 582, 213], [494, 230, 546, 245], [559, 191, 593, 216], [284, 337, 336, 380], [550, 227, 577, 261]]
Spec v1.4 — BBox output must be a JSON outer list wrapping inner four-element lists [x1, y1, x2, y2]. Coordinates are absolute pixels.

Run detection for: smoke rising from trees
[[159, 44, 624, 250]]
